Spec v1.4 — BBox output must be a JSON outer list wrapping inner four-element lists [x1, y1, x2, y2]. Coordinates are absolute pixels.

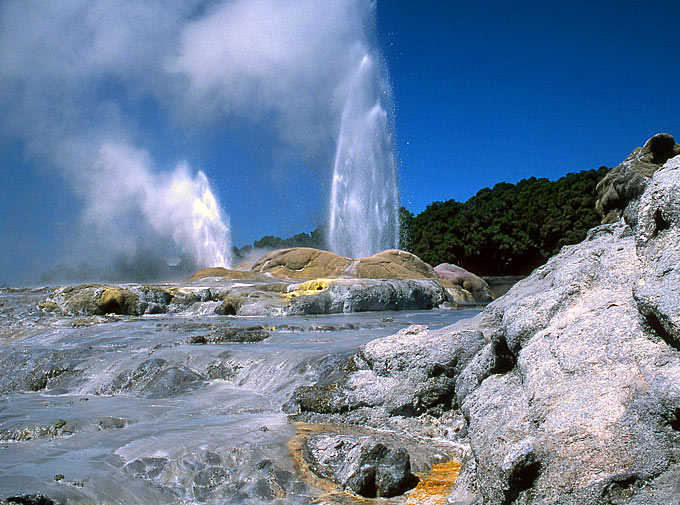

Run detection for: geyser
[[327, 53, 400, 258]]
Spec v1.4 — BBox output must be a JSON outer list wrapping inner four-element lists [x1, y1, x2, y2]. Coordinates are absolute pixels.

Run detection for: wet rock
[[286, 279, 450, 314], [189, 327, 270, 344], [125, 456, 169, 480], [206, 360, 242, 380], [0, 349, 84, 395], [291, 324, 486, 417], [98, 417, 129, 430], [302, 435, 417, 497], [98, 359, 205, 398], [123, 449, 305, 503], [42, 284, 172, 316], [4, 495, 60, 505], [0, 419, 75, 442]]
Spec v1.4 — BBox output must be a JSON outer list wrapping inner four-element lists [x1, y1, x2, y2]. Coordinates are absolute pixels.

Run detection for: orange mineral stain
[[406, 460, 461, 505]]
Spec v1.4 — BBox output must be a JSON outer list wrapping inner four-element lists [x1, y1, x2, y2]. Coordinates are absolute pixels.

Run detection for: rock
[[251, 248, 352, 279], [291, 147, 680, 503], [42, 284, 172, 316], [4, 495, 60, 505], [98, 359, 205, 398], [189, 326, 270, 344], [302, 434, 417, 497], [435, 263, 492, 301], [355, 249, 438, 280], [188, 267, 260, 282], [99, 287, 140, 315], [285, 279, 451, 315], [595, 133, 680, 223]]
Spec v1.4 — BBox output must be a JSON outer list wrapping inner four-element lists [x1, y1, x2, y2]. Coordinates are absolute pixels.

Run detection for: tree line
[[401, 167, 609, 275], [235, 166, 609, 275]]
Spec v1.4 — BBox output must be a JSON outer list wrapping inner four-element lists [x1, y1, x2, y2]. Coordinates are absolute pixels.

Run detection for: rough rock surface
[[187, 267, 264, 282], [251, 248, 352, 279], [302, 434, 417, 497], [355, 249, 438, 279], [435, 263, 493, 301], [42, 278, 457, 317], [188, 247, 491, 303], [291, 150, 680, 504], [595, 133, 680, 223]]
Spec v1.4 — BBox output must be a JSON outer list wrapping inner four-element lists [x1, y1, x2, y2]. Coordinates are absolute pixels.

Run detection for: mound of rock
[[302, 434, 417, 498], [435, 263, 492, 302], [41, 285, 172, 316], [290, 146, 680, 503], [355, 249, 438, 279], [595, 132, 680, 223], [251, 248, 352, 279]]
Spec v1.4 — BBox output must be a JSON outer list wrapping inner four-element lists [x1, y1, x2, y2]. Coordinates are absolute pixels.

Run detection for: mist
[[0, 0, 395, 284]]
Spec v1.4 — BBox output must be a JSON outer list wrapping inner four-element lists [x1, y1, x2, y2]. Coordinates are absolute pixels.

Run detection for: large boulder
[[435, 263, 492, 301], [251, 248, 352, 279], [302, 435, 417, 498], [595, 133, 680, 223], [355, 249, 438, 279], [292, 149, 680, 503], [41, 285, 172, 316]]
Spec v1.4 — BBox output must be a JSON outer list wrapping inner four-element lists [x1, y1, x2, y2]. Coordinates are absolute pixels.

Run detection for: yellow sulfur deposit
[[284, 279, 336, 297], [406, 460, 461, 505]]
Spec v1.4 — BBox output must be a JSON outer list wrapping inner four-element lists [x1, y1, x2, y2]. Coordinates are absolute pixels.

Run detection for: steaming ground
[[0, 0, 399, 284]]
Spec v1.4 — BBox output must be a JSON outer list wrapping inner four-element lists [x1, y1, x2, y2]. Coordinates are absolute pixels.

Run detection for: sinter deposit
[[289, 136, 680, 504]]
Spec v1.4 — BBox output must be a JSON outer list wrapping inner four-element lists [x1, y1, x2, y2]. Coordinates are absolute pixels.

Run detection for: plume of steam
[[0, 0, 393, 278]]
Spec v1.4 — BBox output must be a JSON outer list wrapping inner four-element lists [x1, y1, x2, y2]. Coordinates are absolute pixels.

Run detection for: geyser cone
[[327, 53, 399, 258]]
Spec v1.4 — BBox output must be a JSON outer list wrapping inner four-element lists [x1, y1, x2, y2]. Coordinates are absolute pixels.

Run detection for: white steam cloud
[[0, 0, 391, 275]]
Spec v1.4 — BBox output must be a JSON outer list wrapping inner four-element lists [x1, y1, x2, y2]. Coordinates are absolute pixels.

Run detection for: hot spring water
[[0, 288, 479, 504]]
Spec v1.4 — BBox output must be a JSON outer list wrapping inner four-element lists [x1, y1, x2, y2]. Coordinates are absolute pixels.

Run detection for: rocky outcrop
[[41, 278, 456, 317], [41, 284, 172, 316], [355, 249, 438, 279], [595, 132, 680, 223], [302, 435, 417, 497], [251, 248, 352, 279], [435, 263, 492, 301], [189, 247, 491, 303], [290, 149, 680, 504]]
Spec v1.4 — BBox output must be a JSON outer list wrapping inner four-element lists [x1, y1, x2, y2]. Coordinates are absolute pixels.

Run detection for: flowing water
[[327, 53, 400, 258], [0, 287, 480, 504]]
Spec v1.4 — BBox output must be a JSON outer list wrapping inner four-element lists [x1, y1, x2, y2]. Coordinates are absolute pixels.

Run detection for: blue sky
[[378, 0, 679, 212], [0, 0, 678, 284]]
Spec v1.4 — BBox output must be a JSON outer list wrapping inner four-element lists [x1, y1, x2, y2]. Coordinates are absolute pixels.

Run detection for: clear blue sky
[[0, 0, 678, 284], [377, 0, 679, 212]]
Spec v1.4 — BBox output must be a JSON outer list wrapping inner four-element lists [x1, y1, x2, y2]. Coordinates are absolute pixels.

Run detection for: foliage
[[233, 225, 325, 259], [405, 167, 609, 275]]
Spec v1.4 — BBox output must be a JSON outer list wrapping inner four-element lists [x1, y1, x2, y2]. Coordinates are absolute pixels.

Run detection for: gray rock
[[595, 133, 680, 223], [98, 359, 206, 398], [292, 148, 680, 504], [286, 279, 451, 314], [302, 435, 417, 497]]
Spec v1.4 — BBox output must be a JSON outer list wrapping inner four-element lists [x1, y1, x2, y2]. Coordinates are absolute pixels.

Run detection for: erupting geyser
[[327, 52, 400, 258], [173, 171, 232, 268]]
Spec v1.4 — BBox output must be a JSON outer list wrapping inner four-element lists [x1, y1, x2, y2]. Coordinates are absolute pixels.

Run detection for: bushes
[[404, 167, 609, 276]]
